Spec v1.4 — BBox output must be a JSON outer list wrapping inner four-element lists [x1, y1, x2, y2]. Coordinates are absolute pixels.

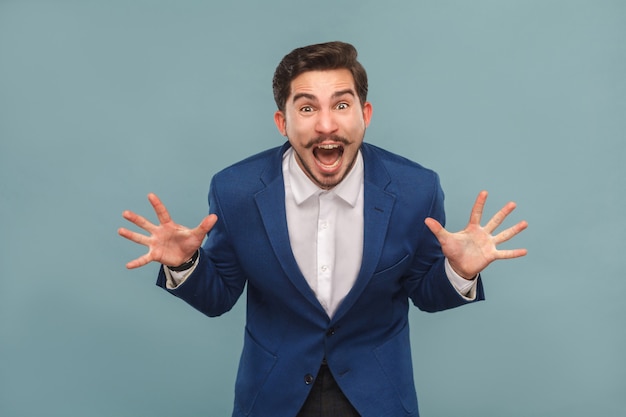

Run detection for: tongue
[[314, 148, 341, 166]]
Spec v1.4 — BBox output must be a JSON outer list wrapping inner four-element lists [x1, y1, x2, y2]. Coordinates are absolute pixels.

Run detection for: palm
[[118, 193, 217, 269], [425, 191, 528, 279]]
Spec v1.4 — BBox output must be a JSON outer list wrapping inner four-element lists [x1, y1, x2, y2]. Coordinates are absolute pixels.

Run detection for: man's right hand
[[118, 193, 217, 269]]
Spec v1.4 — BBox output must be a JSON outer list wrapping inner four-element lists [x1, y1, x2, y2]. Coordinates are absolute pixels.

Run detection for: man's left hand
[[425, 190, 528, 280]]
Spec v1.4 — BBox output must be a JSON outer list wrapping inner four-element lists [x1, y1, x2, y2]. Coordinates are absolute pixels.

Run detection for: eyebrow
[[291, 89, 356, 104]]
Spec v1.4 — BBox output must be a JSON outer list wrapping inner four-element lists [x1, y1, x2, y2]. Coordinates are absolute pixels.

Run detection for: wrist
[[445, 258, 478, 281], [168, 249, 199, 272]]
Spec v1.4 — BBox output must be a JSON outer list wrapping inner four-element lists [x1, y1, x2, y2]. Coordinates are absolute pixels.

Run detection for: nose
[[315, 109, 338, 135]]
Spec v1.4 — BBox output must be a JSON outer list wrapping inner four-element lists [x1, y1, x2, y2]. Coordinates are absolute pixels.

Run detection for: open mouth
[[313, 143, 344, 170]]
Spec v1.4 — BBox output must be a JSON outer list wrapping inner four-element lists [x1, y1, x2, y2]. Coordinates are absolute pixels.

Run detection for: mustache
[[303, 135, 350, 149]]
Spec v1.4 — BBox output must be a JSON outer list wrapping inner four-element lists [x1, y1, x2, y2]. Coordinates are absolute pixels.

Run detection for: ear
[[274, 110, 287, 136], [362, 101, 373, 128]]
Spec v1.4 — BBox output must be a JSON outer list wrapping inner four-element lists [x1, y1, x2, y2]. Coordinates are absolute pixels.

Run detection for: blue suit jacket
[[157, 142, 484, 417]]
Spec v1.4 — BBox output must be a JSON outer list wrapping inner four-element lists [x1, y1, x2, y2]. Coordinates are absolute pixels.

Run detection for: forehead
[[289, 69, 356, 99]]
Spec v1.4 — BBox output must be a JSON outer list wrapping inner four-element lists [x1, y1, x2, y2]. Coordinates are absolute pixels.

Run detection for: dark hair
[[272, 41, 368, 112]]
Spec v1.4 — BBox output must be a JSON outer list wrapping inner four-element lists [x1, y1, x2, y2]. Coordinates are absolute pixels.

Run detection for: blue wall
[[1, 1, 624, 416]]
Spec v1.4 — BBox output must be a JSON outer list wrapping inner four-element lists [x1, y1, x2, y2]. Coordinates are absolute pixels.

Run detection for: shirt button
[[321, 265, 329, 272], [304, 374, 314, 385]]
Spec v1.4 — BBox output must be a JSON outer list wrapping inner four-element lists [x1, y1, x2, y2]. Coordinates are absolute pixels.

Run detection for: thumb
[[195, 214, 218, 237], [424, 217, 445, 237]]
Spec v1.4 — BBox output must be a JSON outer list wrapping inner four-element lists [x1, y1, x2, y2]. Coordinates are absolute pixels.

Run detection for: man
[[119, 41, 527, 417]]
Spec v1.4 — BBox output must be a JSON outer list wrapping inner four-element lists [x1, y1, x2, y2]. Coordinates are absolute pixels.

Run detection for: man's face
[[274, 69, 373, 189]]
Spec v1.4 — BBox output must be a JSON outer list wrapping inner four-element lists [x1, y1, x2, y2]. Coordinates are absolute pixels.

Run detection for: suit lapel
[[254, 144, 327, 315], [332, 144, 396, 323]]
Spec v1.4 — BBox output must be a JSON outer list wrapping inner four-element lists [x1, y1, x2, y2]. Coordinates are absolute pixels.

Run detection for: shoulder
[[361, 142, 440, 187], [211, 143, 286, 188], [362, 143, 445, 222]]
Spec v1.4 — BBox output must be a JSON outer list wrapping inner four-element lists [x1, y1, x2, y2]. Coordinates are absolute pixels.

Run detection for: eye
[[336, 102, 349, 110], [300, 105, 314, 113]]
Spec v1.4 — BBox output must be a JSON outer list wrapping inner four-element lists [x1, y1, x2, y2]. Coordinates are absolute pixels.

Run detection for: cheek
[[286, 119, 311, 140]]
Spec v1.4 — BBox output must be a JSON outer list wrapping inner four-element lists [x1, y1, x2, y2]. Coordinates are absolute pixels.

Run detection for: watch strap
[[168, 249, 199, 272]]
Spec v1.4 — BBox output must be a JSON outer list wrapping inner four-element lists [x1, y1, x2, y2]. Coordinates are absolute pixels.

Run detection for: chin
[[314, 173, 344, 190]]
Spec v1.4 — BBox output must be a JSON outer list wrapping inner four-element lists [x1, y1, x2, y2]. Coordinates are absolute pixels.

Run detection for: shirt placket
[[317, 191, 336, 314]]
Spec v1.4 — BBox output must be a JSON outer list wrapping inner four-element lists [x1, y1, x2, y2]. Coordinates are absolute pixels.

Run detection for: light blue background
[[1, 1, 624, 416]]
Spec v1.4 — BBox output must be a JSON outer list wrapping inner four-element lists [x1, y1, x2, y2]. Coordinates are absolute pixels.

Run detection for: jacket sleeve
[[402, 172, 485, 312], [156, 176, 248, 317]]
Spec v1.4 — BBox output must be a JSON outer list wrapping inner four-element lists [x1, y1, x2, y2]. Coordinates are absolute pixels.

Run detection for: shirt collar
[[285, 147, 363, 207]]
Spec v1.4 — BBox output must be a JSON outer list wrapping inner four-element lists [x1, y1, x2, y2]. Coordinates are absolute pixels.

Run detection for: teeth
[[317, 144, 340, 150]]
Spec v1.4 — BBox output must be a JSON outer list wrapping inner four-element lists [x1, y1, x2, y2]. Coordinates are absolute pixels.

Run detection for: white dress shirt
[[165, 147, 477, 313]]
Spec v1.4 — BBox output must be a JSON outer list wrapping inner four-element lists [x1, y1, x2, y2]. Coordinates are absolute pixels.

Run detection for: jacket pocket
[[371, 253, 410, 283], [373, 326, 418, 413], [234, 329, 278, 415]]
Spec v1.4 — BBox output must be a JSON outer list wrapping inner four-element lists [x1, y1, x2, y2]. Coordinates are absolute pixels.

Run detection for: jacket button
[[326, 327, 336, 336], [304, 374, 314, 385]]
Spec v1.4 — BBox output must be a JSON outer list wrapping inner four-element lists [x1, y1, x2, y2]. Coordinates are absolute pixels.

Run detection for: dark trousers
[[296, 363, 361, 417]]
